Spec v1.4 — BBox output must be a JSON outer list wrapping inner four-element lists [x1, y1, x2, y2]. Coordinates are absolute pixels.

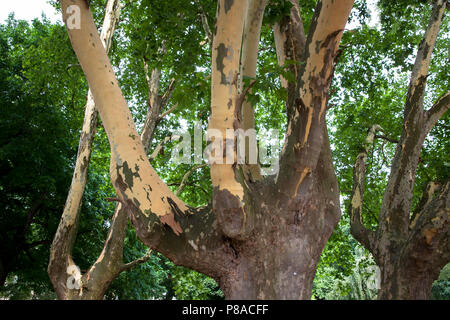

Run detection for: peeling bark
[[60, 0, 190, 241], [378, 0, 446, 240], [276, 0, 354, 199], [273, 0, 306, 98]]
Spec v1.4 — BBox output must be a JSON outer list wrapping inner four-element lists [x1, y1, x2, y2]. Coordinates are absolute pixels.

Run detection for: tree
[[348, 0, 449, 299], [51, 0, 355, 299]]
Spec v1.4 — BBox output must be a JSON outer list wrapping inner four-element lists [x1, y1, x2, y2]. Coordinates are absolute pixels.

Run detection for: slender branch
[[195, 0, 213, 45], [160, 79, 176, 111], [120, 250, 152, 273], [141, 60, 162, 153], [374, 134, 400, 144], [159, 103, 179, 121], [149, 134, 180, 161], [49, 0, 122, 300], [175, 164, 208, 196], [349, 125, 383, 252], [425, 91, 450, 132], [26, 239, 51, 249]]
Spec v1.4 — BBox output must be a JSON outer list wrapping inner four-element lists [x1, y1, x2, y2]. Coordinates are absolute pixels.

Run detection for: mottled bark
[[276, 0, 353, 198], [58, 0, 353, 300], [349, 0, 449, 300], [210, 0, 254, 240]]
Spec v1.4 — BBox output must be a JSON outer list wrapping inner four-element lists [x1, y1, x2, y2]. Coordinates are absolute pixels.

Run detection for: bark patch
[[224, 0, 234, 14], [216, 43, 230, 85], [214, 188, 245, 238]]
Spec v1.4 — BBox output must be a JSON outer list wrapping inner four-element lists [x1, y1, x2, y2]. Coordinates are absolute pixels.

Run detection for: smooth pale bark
[[50, 0, 174, 300], [350, 0, 449, 299], [57, 0, 355, 300], [238, 0, 267, 182], [209, 0, 254, 240]]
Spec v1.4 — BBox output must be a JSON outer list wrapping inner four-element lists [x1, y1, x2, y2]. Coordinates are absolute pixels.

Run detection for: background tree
[[338, 0, 449, 299]]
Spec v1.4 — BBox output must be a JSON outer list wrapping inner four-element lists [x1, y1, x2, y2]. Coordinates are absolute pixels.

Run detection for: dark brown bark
[[377, 180, 449, 299]]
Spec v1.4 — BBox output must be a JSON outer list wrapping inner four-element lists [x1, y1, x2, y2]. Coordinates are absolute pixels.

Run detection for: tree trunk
[[378, 260, 439, 300]]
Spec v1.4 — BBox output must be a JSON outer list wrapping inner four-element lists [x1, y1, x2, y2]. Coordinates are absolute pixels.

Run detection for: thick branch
[[404, 179, 449, 275], [273, 0, 306, 93], [82, 203, 129, 297], [276, 0, 354, 198], [209, 0, 253, 240], [404, 0, 446, 119], [410, 181, 442, 230], [239, 0, 268, 181], [60, 0, 189, 248]]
